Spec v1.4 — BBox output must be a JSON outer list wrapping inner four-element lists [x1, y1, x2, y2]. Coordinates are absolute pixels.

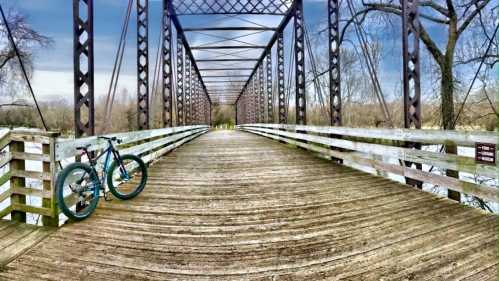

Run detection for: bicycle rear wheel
[[107, 154, 147, 200], [56, 163, 100, 221]]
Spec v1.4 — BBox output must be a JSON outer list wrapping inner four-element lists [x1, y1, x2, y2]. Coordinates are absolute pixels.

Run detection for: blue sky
[[1, 0, 493, 104]]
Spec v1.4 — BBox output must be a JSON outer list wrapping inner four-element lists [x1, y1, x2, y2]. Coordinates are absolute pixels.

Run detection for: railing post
[[42, 132, 60, 227], [9, 140, 26, 223]]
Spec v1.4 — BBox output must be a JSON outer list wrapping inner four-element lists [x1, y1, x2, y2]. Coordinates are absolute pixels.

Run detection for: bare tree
[[0, 8, 52, 97]]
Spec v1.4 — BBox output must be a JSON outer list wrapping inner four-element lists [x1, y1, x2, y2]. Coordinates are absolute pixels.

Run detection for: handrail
[[0, 125, 209, 226], [238, 124, 498, 203]]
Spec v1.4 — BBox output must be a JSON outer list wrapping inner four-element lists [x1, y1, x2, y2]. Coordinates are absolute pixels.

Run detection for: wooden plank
[[11, 203, 54, 217], [11, 187, 51, 199], [55, 125, 209, 160], [0, 206, 11, 219], [121, 128, 208, 157], [242, 128, 499, 203], [10, 169, 52, 181], [0, 171, 11, 186], [0, 130, 9, 150], [0, 189, 11, 203], [10, 140, 26, 223], [241, 126, 498, 178], [0, 226, 54, 267], [239, 124, 497, 147], [10, 151, 50, 162], [141, 130, 208, 164]]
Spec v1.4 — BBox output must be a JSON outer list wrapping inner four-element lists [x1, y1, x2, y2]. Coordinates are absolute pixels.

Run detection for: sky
[[0, 0, 493, 105]]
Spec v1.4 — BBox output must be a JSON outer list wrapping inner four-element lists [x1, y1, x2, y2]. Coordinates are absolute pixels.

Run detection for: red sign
[[475, 143, 496, 165]]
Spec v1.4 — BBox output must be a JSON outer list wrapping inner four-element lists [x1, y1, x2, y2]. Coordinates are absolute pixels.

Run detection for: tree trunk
[[441, 41, 460, 202]]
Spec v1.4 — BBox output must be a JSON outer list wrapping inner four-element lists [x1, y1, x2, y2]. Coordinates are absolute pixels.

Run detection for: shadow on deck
[[0, 130, 496, 280]]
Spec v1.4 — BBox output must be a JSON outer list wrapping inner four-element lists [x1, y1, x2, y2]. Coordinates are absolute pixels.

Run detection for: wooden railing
[[0, 125, 209, 226], [237, 124, 498, 203]]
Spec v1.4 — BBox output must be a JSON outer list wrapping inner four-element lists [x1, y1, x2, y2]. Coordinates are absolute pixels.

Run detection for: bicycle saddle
[[76, 144, 91, 150]]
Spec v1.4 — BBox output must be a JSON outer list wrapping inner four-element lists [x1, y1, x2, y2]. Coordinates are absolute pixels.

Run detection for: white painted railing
[[0, 126, 209, 226], [238, 124, 498, 203]]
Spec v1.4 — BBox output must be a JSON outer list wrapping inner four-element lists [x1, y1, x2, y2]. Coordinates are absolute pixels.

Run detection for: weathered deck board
[[0, 130, 496, 280], [0, 220, 54, 268]]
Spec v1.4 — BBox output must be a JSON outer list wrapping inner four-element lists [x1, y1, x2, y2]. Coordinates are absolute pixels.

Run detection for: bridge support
[[186, 58, 192, 125], [402, 0, 423, 190], [162, 0, 173, 127], [176, 35, 185, 126], [137, 0, 150, 130], [266, 52, 273, 123], [277, 32, 286, 124], [258, 65, 265, 123], [294, 0, 306, 125], [73, 0, 95, 137], [328, 0, 341, 126]]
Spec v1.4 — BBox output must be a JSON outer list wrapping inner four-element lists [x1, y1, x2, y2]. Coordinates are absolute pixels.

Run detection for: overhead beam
[[196, 58, 259, 62], [192, 45, 266, 50], [183, 27, 277, 32], [168, 5, 212, 104], [204, 80, 248, 83], [203, 75, 250, 78], [236, 0, 297, 103], [199, 68, 254, 71]]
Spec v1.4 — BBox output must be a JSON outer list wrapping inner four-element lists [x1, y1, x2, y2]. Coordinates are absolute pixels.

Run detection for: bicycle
[[56, 136, 148, 221]]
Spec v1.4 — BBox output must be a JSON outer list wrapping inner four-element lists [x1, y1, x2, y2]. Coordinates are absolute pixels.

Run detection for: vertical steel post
[[402, 0, 423, 189], [294, 0, 306, 125], [73, 0, 95, 137], [176, 35, 184, 126], [277, 32, 286, 124], [137, 0, 150, 130], [162, 0, 173, 127], [266, 52, 273, 123], [258, 64, 265, 123], [328, 0, 341, 126], [185, 58, 192, 125]]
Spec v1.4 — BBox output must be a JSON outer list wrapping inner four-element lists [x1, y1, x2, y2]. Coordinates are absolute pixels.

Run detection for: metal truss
[[265, 52, 273, 123], [73, 0, 95, 137], [258, 65, 265, 123], [277, 32, 286, 124], [294, 0, 306, 125], [176, 35, 185, 126], [171, 0, 292, 15], [328, 0, 341, 126], [185, 57, 192, 125], [137, 0, 150, 130], [402, 0, 423, 188], [162, 0, 173, 127]]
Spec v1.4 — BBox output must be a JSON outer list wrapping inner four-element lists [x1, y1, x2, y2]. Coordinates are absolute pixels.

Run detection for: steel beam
[[137, 0, 150, 130], [162, 0, 173, 127], [266, 52, 273, 123], [73, 0, 95, 137], [328, 0, 341, 126], [199, 68, 254, 71], [183, 27, 277, 32], [176, 35, 185, 126], [171, 0, 291, 16], [277, 32, 286, 124], [402, 0, 423, 189], [185, 57, 192, 125], [235, 0, 297, 104], [192, 45, 266, 50], [294, 0, 306, 125], [258, 64, 265, 123], [196, 59, 259, 62]]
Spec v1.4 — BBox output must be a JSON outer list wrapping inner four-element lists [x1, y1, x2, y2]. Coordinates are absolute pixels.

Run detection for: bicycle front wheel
[[56, 162, 100, 221], [107, 154, 148, 200]]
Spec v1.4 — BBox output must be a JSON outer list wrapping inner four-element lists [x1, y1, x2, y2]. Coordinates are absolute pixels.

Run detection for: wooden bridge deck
[[0, 130, 496, 280]]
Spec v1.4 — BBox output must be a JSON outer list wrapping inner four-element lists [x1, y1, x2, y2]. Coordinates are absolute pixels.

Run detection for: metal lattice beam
[[171, 0, 292, 15], [176, 35, 185, 126], [137, 0, 150, 130], [329, 0, 341, 126], [402, 0, 423, 189], [73, 0, 95, 137], [162, 0, 173, 127], [294, 0, 306, 125], [277, 32, 286, 124], [266, 52, 273, 123], [185, 57, 192, 125], [258, 64, 265, 123]]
